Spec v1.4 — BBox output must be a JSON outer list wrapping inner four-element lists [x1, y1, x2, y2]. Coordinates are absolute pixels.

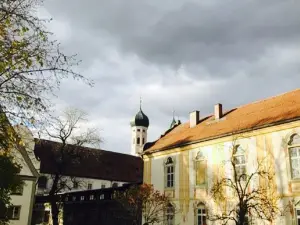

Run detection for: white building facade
[[142, 89, 300, 225], [8, 125, 39, 225]]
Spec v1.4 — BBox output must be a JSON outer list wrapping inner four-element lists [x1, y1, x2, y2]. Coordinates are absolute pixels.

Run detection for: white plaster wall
[[10, 180, 35, 225], [131, 126, 147, 155]]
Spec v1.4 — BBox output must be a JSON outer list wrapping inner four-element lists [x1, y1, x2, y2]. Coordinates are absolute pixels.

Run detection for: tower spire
[[140, 96, 142, 110]]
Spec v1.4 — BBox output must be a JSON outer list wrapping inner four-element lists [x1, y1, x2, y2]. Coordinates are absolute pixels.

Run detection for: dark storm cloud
[[45, 0, 300, 76], [41, 0, 300, 153]]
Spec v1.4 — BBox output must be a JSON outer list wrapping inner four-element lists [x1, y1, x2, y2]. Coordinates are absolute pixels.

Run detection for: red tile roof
[[144, 89, 300, 153], [34, 139, 143, 183]]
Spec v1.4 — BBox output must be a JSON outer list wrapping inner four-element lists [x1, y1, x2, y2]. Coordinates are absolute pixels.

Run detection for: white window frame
[[196, 203, 206, 225], [233, 145, 247, 181], [165, 157, 175, 188], [87, 183, 92, 190]]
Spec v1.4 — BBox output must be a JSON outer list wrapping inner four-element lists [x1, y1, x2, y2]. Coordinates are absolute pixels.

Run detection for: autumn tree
[[209, 138, 280, 225], [37, 108, 101, 225], [115, 183, 171, 225], [0, 113, 24, 225], [0, 0, 90, 125]]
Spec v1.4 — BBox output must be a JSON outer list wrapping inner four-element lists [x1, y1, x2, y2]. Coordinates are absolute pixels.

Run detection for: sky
[[39, 0, 300, 154]]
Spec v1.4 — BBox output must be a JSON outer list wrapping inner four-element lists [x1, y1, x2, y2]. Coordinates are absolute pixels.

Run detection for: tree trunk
[[49, 174, 60, 225], [50, 199, 59, 225]]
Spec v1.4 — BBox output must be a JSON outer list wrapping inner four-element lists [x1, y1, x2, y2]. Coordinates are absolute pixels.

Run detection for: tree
[[209, 137, 280, 225], [37, 108, 101, 225], [115, 183, 171, 225], [0, 113, 23, 225], [0, 0, 90, 125]]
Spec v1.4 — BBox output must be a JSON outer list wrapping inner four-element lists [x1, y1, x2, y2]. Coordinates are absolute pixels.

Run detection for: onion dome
[[130, 107, 149, 127]]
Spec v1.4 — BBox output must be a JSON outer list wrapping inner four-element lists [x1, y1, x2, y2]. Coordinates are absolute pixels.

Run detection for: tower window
[[143, 129, 145, 132], [137, 129, 141, 132], [137, 137, 140, 145], [142, 138, 145, 144]]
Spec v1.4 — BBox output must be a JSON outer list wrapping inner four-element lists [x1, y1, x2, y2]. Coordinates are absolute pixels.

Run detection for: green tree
[[0, 154, 22, 225], [0, 0, 90, 125]]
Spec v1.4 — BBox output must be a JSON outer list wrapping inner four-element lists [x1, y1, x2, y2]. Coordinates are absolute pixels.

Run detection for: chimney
[[214, 103, 223, 120], [190, 110, 200, 128]]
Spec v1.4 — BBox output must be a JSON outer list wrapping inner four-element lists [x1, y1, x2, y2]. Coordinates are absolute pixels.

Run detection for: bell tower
[[130, 99, 149, 156]]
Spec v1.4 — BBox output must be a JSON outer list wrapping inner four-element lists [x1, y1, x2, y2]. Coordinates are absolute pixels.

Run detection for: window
[[143, 129, 145, 132], [142, 138, 145, 144], [289, 134, 300, 179], [165, 204, 175, 225], [89, 195, 94, 200], [87, 183, 92, 190], [11, 184, 23, 195], [296, 208, 300, 225], [290, 147, 300, 179], [38, 176, 47, 189], [233, 145, 246, 181], [8, 206, 21, 220], [137, 129, 141, 132], [73, 181, 78, 189], [101, 184, 106, 189], [112, 182, 118, 188], [137, 137, 140, 145], [80, 196, 85, 201], [165, 157, 175, 188], [195, 151, 206, 186], [196, 203, 207, 225], [100, 194, 105, 200]]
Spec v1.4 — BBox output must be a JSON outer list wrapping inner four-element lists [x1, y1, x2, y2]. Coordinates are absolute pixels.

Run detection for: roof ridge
[[235, 88, 300, 110], [35, 138, 140, 158]]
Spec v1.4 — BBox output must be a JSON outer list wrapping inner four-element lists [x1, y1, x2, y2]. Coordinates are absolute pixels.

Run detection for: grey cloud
[[40, 0, 300, 154], [45, 0, 300, 77]]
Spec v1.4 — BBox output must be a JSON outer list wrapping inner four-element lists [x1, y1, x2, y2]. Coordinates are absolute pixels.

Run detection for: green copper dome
[[130, 108, 149, 127]]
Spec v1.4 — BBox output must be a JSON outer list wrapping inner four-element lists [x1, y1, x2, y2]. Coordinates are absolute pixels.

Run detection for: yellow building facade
[[142, 89, 300, 225]]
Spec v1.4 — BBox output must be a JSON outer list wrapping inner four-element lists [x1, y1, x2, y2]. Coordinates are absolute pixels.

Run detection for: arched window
[[38, 176, 48, 189], [165, 157, 175, 188], [195, 151, 207, 186], [288, 134, 300, 179], [233, 145, 246, 181], [137, 137, 140, 145], [165, 203, 175, 225], [196, 203, 207, 225]]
